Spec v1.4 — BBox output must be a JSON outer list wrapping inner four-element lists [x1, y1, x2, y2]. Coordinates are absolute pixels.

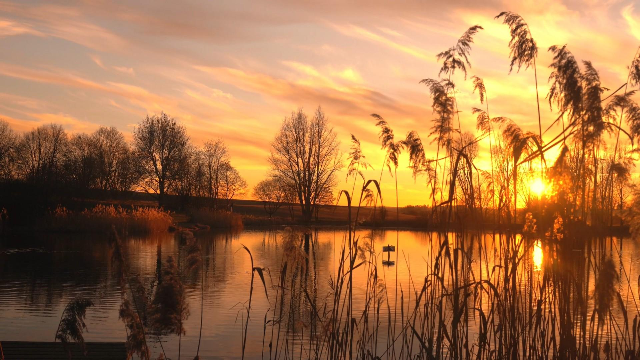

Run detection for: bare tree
[[64, 133, 99, 189], [0, 120, 17, 180], [17, 124, 67, 185], [133, 112, 189, 206], [202, 139, 228, 208], [174, 146, 205, 199], [219, 162, 247, 209], [254, 177, 287, 219], [92, 126, 138, 192], [269, 107, 342, 222], [315, 181, 336, 220]]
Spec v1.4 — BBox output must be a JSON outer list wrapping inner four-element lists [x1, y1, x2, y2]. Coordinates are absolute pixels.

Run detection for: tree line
[[0, 112, 246, 208]]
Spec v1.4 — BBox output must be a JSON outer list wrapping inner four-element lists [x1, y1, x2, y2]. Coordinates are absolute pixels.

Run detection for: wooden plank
[[0, 341, 127, 360]]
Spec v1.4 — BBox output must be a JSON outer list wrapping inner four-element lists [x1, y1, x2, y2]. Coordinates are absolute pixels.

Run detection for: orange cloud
[[113, 66, 135, 76], [89, 54, 107, 70], [623, 5, 640, 41], [1, 112, 99, 133], [331, 24, 434, 62], [194, 66, 425, 118], [0, 1, 129, 52], [0, 18, 42, 37]]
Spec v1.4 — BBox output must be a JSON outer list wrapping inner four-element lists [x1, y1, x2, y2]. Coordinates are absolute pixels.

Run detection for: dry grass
[[188, 208, 243, 230], [43, 204, 173, 235]]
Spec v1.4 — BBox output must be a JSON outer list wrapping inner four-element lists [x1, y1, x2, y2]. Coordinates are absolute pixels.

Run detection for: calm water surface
[[1, 229, 639, 359]]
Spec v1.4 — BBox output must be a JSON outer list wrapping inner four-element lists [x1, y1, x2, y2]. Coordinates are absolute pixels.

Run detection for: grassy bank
[[188, 207, 243, 230], [41, 205, 173, 235]]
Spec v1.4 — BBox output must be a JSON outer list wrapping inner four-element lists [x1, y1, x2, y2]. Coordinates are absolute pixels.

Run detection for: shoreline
[[1, 217, 630, 238]]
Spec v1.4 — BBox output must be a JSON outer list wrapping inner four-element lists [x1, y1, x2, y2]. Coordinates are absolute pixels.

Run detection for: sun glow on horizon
[[530, 178, 546, 198]]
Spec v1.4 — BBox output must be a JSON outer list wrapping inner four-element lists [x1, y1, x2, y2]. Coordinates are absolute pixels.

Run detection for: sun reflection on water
[[533, 240, 543, 271]]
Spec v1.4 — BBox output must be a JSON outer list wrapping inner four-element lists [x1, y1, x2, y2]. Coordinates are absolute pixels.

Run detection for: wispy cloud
[[89, 54, 106, 70], [113, 66, 135, 76], [331, 24, 434, 62], [1, 112, 99, 133], [0, 18, 42, 37], [195, 65, 422, 119], [0, 1, 129, 52], [623, 4, 640, 41], [28, 112, 100, 132]]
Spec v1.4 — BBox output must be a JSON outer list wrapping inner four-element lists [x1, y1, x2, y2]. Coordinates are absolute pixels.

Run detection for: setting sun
[[530, 178, 546, 198]]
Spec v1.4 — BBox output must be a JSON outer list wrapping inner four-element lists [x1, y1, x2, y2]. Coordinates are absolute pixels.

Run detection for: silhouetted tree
[[133, 112, 189, 206], [0, 119, 17, 180], [92, 126, 138, 191], [219, 162, 247, 209], [254, 177, 287, 218], [202, 139, 228, 208], [269, 107, 342, 222], [17, 124, 67, 185], [64, 133, 99, 189], [174, 146, 206, 201]]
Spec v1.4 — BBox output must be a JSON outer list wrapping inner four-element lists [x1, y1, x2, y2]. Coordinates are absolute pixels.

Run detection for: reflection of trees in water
[[6, 227, 640, 358], [280, 229, 318, 335], [199, 231, 236, 292], [0, 235, 113, 310], [254, 228, 334, 326], [121, 231, 237, 299], [258, 227, 327, 357]]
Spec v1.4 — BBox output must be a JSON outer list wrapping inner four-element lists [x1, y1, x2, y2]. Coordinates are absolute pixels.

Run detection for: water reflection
[[0, 230, 638, 359], [533, 240, 543, 271]]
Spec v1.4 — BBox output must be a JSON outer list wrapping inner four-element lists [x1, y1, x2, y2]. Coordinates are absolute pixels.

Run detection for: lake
[[1, 228, 638, 359]]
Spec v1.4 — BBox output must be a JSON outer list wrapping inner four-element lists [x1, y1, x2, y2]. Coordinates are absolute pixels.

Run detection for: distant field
[[1, 184, 570, 230], [63, 190, 430, 227]]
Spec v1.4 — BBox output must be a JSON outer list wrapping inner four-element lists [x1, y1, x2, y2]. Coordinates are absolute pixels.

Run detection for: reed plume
[[55, 298, 94, 356]]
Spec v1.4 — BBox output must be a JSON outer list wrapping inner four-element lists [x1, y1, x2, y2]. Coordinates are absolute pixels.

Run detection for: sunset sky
[[1, 0, 639, 206]]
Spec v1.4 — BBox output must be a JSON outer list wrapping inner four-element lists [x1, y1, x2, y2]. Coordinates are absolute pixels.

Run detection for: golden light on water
[[530, 178, 546, 198], [533, 240, 543, 271]]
